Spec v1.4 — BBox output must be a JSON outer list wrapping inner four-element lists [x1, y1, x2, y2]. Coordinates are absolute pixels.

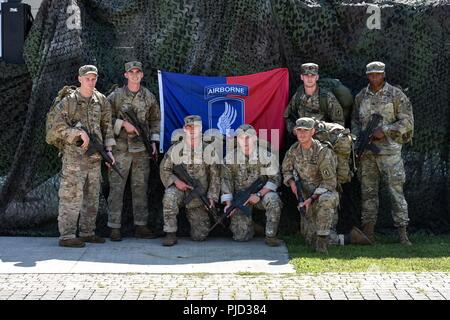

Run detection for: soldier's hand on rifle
[[299, 197, 313, 211], [372, 127, 385, 140], [174, 178, 193, 192], [244, 194, 260, 205], [79, 130, 90, 150], [151, 142, 158, 157], [289, 180, 298, 199], [122, 120, 139, 136], [105, 150, 116, 168], [208, 198, 217, 209], [224, 201, 236, 216]]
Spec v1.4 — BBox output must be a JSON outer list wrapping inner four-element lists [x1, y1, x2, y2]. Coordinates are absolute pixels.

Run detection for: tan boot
[[162, 232, 177, 246], [265, 236, 281, 247], [315, 236, 328, 254], [350, 227, 373, 245], [58, 238, 85, 248], [398, 226, 412, 246], [80, 235, 105, 243], [110, 228, 122, 241], [135, 225, 158, 239], [362, 223, 376, 243]]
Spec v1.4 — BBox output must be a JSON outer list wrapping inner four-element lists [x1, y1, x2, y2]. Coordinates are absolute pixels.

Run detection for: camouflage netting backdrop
[[0, 0, 449, 236]]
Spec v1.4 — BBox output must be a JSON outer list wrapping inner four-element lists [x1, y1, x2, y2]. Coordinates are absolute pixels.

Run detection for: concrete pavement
[[0, 236, 294, 274]]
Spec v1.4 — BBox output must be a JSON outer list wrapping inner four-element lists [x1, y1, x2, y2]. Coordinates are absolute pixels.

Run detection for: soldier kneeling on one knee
[[221, 124, 283, 247]]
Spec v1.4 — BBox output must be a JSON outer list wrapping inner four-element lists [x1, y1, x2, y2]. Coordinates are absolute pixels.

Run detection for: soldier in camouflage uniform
[[107, 61, 160, 241], [281, 117, 340, 253], [284, 63, 345, 134], [160, 115, 220, 246], [221, 124, 283, 246], [46, 65, 116, 248], [308, 119, 372, 246], [352, 61, 414, 245]]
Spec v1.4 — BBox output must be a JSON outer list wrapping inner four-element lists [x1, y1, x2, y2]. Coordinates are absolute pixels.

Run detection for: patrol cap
[[294, 117, 315, 130], [79, 65, 98, 77], [125, 61, 143, 72], [366, 61, 385, 74], [184, 115, 202, 126], [301, 63, 319, 75], [236, 124, 257, 137]]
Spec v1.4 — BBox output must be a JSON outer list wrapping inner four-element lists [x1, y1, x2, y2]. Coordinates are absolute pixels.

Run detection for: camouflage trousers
[[162, 186, 210, 241], [360, 153, 409, 227], [300, 191, 339, 246], [230, 192, 282, 241], [58, 156, 101, 240], [108, 151, 149, 228]]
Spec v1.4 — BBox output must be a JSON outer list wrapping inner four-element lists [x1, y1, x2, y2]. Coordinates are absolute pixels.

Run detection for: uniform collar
[[302, 87, 319, 98], [236, 144, 259, 162], [75, 88, 99, 103], [365, 82, 390, 96], [124, 85, 143, 98]]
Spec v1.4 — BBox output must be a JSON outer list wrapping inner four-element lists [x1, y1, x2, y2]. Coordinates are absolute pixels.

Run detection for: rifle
[[122, 106, 158, 162], [172, 164, 225, 228], [354, 113, 383, 160], [76, 125, 124, 179], [293, 171, 306, 217], [208, 176, 268, 233]]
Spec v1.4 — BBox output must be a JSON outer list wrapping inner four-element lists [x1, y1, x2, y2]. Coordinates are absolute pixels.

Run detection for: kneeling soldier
[[160, 115, 220, 246], [282, 117, 340, 253], [221, 124, 283, 246]]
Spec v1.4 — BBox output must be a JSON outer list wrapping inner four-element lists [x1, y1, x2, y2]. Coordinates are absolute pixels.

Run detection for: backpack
[[45, 85, 78, 150], [317, 78, 354, 124], [313, 120, 353, 185]]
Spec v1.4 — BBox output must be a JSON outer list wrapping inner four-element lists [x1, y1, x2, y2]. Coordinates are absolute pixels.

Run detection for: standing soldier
[[284, 63, 345, 135], [46, 65, 116, 247], [160, 115, 220, 246], [221, 124, 283, 246], [352, 61, 414, 245], [107, 61, 160, 241]]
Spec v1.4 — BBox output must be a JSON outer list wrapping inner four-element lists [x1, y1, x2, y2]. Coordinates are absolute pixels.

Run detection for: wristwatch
[[256, 191, 262, 198]]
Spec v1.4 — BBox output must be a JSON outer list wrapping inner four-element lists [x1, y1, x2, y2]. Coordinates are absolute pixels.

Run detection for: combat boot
[[398, 226, 412, 246], [362, 223, 376, 243], [135, 225, 158, 239], [265, 236, 281, 247], [58, 238, 85, 248], [80, 235, 105, 243], [110, 228, 122, 241], [315, 236, 328, 254], [162, 232, 177, 246], [349, 227, 373, 245]]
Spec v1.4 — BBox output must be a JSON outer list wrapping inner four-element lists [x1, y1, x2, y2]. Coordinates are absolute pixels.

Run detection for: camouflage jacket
[[46, 88, 115, 159], [108, 85, 160, 153], [221, 141, 281, 203], [160, 139, 220, 202], [284, 87, 345, 132], [281, 139, 337, 197], [351, 82, 414, 155]]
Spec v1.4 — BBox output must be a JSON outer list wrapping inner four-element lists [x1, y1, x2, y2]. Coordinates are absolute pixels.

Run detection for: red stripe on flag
[[227, 68, 289, 149]]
